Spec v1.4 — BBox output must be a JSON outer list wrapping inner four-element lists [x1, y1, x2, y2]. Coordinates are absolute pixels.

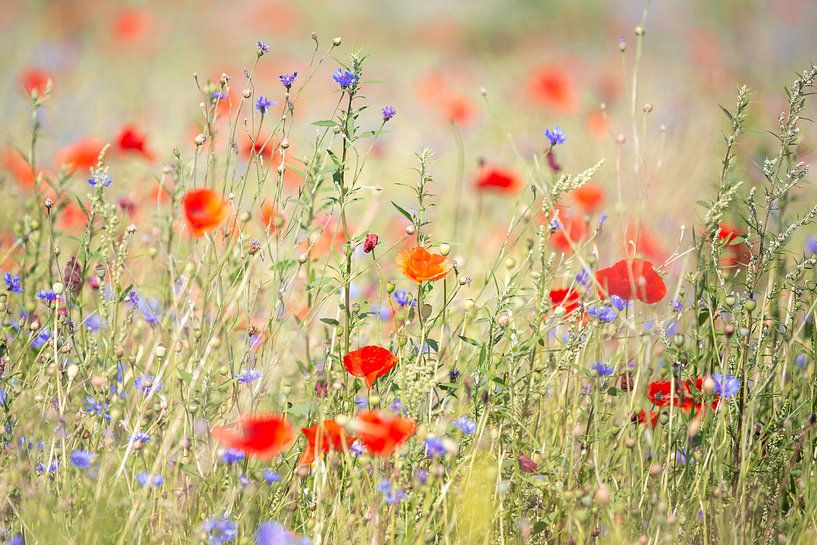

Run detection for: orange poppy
[[343, 345, 398, 388], [1, 147, 36, 188], [20, 68, 51, 96], [528, 66, 578, 112], [117, 125, 155, 161], [396, 246, 451, 284], [475, 166, 520, 193], [213, 414, 295, 461], [570, 183, 605, 213], [586, 110, 610, 141], [352, 410, 416, 456], [55, 138, 105, 174], [182, 188, 229, 237], [596, 258, 667, 304], [297, 419, 354, 465], [260, 199, 282, 232]]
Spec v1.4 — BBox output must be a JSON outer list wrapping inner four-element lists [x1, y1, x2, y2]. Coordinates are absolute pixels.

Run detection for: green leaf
[[311, 120, 337, 127], [458, 335, 480, 347], [391, 201, 414, 222], [320, 317, 340, 326]]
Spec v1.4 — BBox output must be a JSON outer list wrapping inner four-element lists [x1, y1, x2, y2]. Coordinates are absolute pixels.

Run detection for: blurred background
[[2, 0, 817, 264]]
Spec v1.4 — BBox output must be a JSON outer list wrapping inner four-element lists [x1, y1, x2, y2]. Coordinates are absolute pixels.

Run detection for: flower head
[[202, 516, 238, 545], [352, 410, 416, 456], [182, 188, 229, 237], [423, 436, 447, 458], [545, 126, 567, 146], [213, 414, 295, 460], [4, 273, 23, 294], [382, 106, 397, 121], [297, 419, 353, 466], [235, 368, 262, 384], [596, 258, 667, 304], [87, 171, 112, 188], [256, 41, 269, 55], [69, 449, 94, 470], [256, 96, 277, 114], [475, 166, 520, 193], [363, 233, 379, 253], [279, 72, 298, 88], [343, 345, 398, 388], [712, 372, 739, 398], [377, 479, 407, 505], [396, 246, 451, 284], [452, 416, 476, 434], [332, 68, 359, 90], [592, 361, 615, 376], [134, 374, 162, 395]]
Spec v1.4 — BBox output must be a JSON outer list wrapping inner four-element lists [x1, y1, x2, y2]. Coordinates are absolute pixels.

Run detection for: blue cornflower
[[256, 96, 277, 115], [36, 461, 60, 474], [279, 72, 298, 88], [84, 313, 104, 333], [449, 369, 461, 382], [69, 449, 93, 470], [134, 374, 162, 395], [393, 289, 415, 307], [806, 236, 817, 254], [389, 399, 403, 413], [202, 516, 238, 545], [131, 432, 152, 444], [263, 469, 282, 484], [597, 213, 608, 229], [136, 298, 161, 325], [548, 217, 562, 232], [87, 171, 112, 188], [592, 361, 615, 376], [423, 436, 447, 458], [126, 290, 140, 305], [235, 368, 262, 384], [255, 522, 289, 545], [795, 354, 806, 367], [30, 328, 51, 350], [7, 534, 24, 545], [414, 469, 429, 485], [452, 416, 476, 434], [256, 41, 269, 55], [136, 471, 164, 487], [382, 106, 397, 121], [354, 396, 368, 410], [609, 295, 628, 311], [587, 305, 617, 323], [376, 479, 407, 505], [349, 441, 366, 457], [0, 387, 5, 405], [331, 68, 359, 90], [84, 396, 111, 421], [545, 126, 567, 146], [575, 268, 592, 287], [220, 448, 245, 464], [371, 304, 392, 321], [4, 273, 23, 294], [712, 372, 740, 398], [212, 90, 228, 103], [36, 289, 57, 302], [670, 299, 684, 313]]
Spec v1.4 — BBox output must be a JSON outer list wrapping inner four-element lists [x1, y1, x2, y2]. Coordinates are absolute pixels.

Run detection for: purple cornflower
[[587, 305, 617, 323], [87, 171, 112, 188], [354, 396, 368, 410], [452, 416, 477, 434], [712, 372, 740, 398], [136, 471, 164, 487], [36, 289, 57, 302], [36, 461, 60, 474], [575, 268, 592, 287], [136, 298, 161, 325], [256, 96, 276, 115], [279, 72, 298, 88], [235, 368, 262, 384], [126, 290, 139, 305], [30, 328, 51, 350], [592, 361, 615, 376], [69, 449, 93, 469], [548, 217, 562, 232], [609, 295, 628, 311], [670, 299, 684, 312], [263, 469, 282, 484], [393, 289, 415, 307], [134, 374, 162, 395], [545, 126, 567, 146], [349, 441, 365, 457], [423, 436, 447, 458], [414, 469, 429, 485], [376, 479, 407, 505], [220, 448, 245, 464], [202, 516, 238, 545], [807, 236, 817, 254], [4, 273, 23, 294], [597, 213, 608, 229], [130, 432, 151, 444], [84, 396, 110, 421], [84, 314, 103, 333], [212, 90, 227, 103], [382, 106, 397, 121], [332, 68, 359, 90], [256, 41, 269, 55]]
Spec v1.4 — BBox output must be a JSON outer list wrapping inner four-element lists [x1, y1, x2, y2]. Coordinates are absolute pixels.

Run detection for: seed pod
[[64, 257, 83, 296]]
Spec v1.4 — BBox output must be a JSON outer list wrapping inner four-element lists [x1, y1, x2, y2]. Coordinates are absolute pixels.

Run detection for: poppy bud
[[439, 243, 450, 256], [386, 280, 395, 293], [702, 376, 716, 394], [194, 134, 207, 146], [518, 454, 538, 473], [242, 88, 252, 99], [405, 224, 416, 235], [363, 233, 378, 253], [332, 37, 342, 46]]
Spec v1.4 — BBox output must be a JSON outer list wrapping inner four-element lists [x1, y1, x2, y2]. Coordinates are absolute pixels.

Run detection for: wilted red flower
[[518, 454, 539, 473], [596, 258, 667, 304], [528, 66, 578, 112], [117, 125, 155, 161], [213, 414, 295, 460], [55, 138, 105, 174], [475, 166, 520, 193], [20, 68, 51, 96], [631, 409, 659, 428], [396, 246, 451, 283], [352, 410, 416, 456], [182, 188, 229, 237], [549, 287, 580, 314], [343, 345, 398, 388], [298, 419, 354, 466], [363, 233, 379, 253], [570, 183, 605, 213]]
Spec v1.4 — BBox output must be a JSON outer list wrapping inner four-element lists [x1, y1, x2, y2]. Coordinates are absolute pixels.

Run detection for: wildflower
[[256, 521, 307, 545], [647, 381, 674, 407], [84, 313, 103, 333], [570, 183, 604, 213], [475, 166, 520, 193], [575, 268, 592, 287], [517, 454, 539, 473], [349, 441, 366, 457], [423, 436, 447, 458], [712, 372, 739, 398], [21, 67, 52, 96], [631, 409, 659, 428], [136, 471, 163, 487], [393, 289, 415, 307], [596, 258, 667, 304], [528, 66, 577, 112], [396, 246, 451, 283], [213, 414, 295, 460], [592, 361, 615, 376], [212, 90, 228, 103], [4, 273, 23, 294], [36, 289, 57, 302], [262, 469, 281, 484], [256, 96, 276, 114], [363, 233, 379, 253], [298, 419, 353, 465], [587, 305, 617, 323], [449, 369, 461, 382], [352, 410, 416, 456], [549, 212, 587, 253], [256, 40, 269, 55], [69, 449, 93, 469], [279, 72, 298, 88], [807, 236, 817, 254], [55, 138, 104, 174], [87, 171, 112, 188], [376, 479, 407, 505], [354, 396, 368, 410], [130, 432, 151, 444], [29, 328, 51, 350], [452, 416, 476, 434], [332, 68, 359, 89], [182, 188, 229, 237], [382, 106, 397, 121], [134, 374, 162, 395], [220, 448, 246, 464], [609, 295, 628, 311], [117, 125, 155, 160], [136, 297, 161, 325], [597, 213, 608, 229], [549, 287, 580, 314], [548, 217, 562, 232], [343, 345, 398, 388], [83, 396, 111, 421], [36, 461, 60, 474], [235, 368, 262, 384], [202, 516, 237, 545], [545, 126, 567, 146]]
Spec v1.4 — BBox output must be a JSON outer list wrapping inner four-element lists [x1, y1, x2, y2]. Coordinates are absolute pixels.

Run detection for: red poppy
[[182, 188, 229, 237], [260, 199, 282, 232], [570, 183, 605, 213], [55, 138, 105, 174], [20, 68, 51, 96], [242, 136, 282, 163], [596, 258, 667, 304], [117, 125, 155, 161], [528, 66, 578, 112], [647, 380, 675, 407], [631, 409, 659, 428], [298, 419, 354, 466], [716, 223, 741, 243], [1, 148, 35, 188], [352, 410, 416, 456], [213, 414, 295, 460], [113, 8, 152, 43], [343, 345, 398, 388], [475, 166, 520, 193], [625, 221, 668, 263], [549, 213, 587, 254], [549, 287, 580, 314], [586, 110, 610, 141], [646, 379, 718, 415], [59, 200, 89, 232], [443, 95, 477, 126]]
